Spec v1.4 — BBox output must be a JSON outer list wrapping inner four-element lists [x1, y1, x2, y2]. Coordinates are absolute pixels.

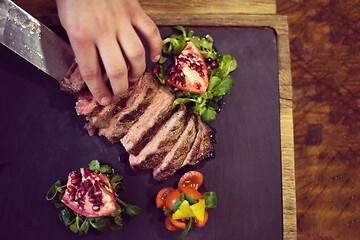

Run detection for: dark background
[[0, 27, 282, 239]]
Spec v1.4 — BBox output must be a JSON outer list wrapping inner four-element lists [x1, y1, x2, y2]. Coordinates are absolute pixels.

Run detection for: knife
[[0, 0, 74, 81]]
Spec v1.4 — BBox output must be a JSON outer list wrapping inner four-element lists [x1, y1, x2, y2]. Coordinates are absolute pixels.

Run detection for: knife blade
[[0, 0, 74, 81]]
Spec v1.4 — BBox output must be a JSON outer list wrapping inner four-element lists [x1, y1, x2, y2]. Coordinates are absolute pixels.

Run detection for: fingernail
[[154, 55, 161, 62], [100, 96, 111, 105]]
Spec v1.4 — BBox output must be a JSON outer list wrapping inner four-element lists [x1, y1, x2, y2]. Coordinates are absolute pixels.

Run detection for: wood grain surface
[[278, 0, 360, 240], [12, 0, 276, 25]]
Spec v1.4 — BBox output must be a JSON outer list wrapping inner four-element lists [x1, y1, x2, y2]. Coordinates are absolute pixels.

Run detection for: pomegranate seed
[[67, 186, 76, 194], [194, 82, 202, 90], [153, 66, 160, 74], [92, 205, 100, 211], [93, 191, 102, 197], [83, 180, 93, 190], [211, 60, 219, 69], [78, 199, 85, 206]]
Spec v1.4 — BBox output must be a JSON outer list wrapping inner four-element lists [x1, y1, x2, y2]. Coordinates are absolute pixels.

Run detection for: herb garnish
[[46, 160, 141, 234], [156, 26, 237, 124]]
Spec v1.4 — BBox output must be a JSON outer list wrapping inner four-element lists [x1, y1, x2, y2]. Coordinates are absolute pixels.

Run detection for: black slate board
[[0, 27, 282, 240]]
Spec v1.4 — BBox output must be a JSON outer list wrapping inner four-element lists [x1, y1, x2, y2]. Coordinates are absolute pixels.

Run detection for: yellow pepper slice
[[172, 200, 195, 220], [190, 198, 205, 222]]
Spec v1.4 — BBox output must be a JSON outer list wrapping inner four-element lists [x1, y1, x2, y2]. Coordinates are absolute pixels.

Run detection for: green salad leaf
[[201, 192, 218, 209], [156, 26, 237, 124]]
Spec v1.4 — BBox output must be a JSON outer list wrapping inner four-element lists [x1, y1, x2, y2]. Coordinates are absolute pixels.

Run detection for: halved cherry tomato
[[170, 216, 187, 229], [180, 186, 202, 200], [164, 189, 181, 211], [194, 210, 209, 228], [178, 171, 203, 190], [156, 187, 175, 208], [165, 215, 179, 231]]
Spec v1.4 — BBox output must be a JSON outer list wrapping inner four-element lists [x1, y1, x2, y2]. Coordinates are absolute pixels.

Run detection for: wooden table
[[278, 1, 360, 240]]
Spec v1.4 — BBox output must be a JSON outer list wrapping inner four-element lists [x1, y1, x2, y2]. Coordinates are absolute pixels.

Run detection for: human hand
[[56, 0, 162, 105]]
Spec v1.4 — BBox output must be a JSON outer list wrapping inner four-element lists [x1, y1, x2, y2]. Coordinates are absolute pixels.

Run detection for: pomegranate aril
[[83, 180, 93, 190], [210, 60, 218, 69], [92, 205, 100, 211], [68, 186, 77, 194], [78, 199, 85, 207]]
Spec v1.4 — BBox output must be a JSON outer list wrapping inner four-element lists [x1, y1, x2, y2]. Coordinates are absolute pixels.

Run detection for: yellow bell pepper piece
[[172, 200, 195, 220], [190, 198, 205, 222]]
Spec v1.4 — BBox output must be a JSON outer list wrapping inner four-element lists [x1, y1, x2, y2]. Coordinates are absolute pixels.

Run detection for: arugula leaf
[[111, 224, 123, 231], [172, 97, 197, 108], [163, 208, 171, 216], [173, 200, 182, 212], [185, 194, 197, 205], [117, 199, 142, 217], [60, 208, 71, 225], [114, 215, 123, 228], [214, 54, 237, 79], [70, 222, 78, 233], [88, 160, 100, 172], [79, 219, 90, 235], [207, 76, 222, 92], [99, 164, 112, 174], [201, 192, 218, 209], [46, 180, 63, 201], [110, 204, 122, 217], [89, 217, 111, 231], [212, 75, 234, 99], [200, 107, 217, 125]]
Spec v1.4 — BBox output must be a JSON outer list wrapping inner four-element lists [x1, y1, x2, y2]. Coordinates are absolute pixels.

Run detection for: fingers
[[97, 36, 129, 96], [132, 12, 163, 63], [117, 25, 146, 82], [68, 36, 112, 105]]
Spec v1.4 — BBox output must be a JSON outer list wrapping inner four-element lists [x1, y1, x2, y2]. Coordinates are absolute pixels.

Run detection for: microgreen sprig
[[46, 160, 141, 235]]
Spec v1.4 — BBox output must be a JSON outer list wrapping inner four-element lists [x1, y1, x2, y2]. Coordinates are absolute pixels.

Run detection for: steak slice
[[188, 113, 215, 165], [83, 87, 134, 136], [180, 113, 201, 167], [98, 70, 159, 143], [129, 103, 188, 171], [75, 91, 99, 116], [59, 62, 86, 96], [153, 113, 197, 181], [121, 86, 175, 156]]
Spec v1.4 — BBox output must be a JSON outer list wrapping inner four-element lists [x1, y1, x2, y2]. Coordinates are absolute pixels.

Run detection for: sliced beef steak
[[188, 113, 215, 165], [129, 104, 188, 171], [75, 91, 98, 116], [59, 62, 86, 97], [84, 89, 134, 136], [181, 113, 201, 167], [60, 67, 217, 181], [98, 71, 159, 143], [153, 113, 197, 181], [121, 86, 175, 156]]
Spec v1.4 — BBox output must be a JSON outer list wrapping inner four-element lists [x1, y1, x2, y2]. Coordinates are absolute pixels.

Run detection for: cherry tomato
[[180, 186, 202, 200], [178, 171, 203, 190], [165, 215, 179, 231], [156, 187, 175, 208], [170, 216, 187, 229], [164, 189, 181, 211], [194, 210, 209, 228]]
